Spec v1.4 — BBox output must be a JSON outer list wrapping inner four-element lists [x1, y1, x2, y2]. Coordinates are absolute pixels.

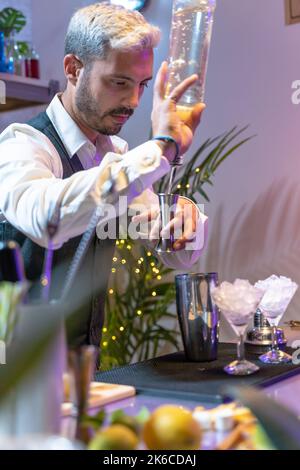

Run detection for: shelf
[[0, 73, 59, 112]]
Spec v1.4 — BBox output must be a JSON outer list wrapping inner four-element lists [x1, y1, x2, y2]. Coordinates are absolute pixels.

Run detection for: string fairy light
[[106, 237, 170, 350]]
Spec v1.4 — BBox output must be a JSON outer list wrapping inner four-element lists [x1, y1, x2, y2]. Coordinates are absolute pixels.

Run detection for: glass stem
[[237, 333, 245, 362], [271, 325, 278, 352]]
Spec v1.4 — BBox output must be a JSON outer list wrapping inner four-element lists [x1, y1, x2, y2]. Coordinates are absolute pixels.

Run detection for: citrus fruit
[[88, 424, 139, 450], [143, 404, 202, 450]]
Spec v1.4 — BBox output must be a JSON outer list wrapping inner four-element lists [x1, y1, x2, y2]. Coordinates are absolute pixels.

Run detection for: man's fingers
[[160, 214, 183, 237], [160, 211, 197, 251], [154, 61, 168, 100], [149, 216, 161, 240], [186, 103, 206, 132], [132, 208, 159, 223], [173, 238, 187, 250], [168, 74, 198, 104], [161, 214, 195, 237], [173, 228, 197, 251]]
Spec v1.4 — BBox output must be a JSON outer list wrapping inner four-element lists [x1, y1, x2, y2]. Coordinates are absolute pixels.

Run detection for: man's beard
[[75, 74, 134, 135]]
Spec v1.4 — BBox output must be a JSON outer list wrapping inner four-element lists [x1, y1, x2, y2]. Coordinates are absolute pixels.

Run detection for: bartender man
[[0, 3, 207, 353]]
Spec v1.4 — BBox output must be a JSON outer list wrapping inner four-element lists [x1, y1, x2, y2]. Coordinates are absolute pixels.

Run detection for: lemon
[[143, 405, 202, 450], [88, 424, 139, 450]]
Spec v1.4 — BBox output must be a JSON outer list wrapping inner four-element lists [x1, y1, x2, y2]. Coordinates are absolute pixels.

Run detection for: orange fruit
[[143, 404, 202, 450], [88, 424, 139, 450]]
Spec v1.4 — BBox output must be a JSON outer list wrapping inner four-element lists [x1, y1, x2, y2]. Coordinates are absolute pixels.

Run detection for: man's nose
[[124, 86, 140, 109]]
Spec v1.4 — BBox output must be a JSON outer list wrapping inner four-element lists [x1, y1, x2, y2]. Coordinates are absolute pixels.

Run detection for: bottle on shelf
[[165, 0, 217, 122], [0, 31, 6, 72], [13, 41, 26, 77], [3, 30, 15, 74], [25, 43, 40, 79], [0, 30, 26, 76]]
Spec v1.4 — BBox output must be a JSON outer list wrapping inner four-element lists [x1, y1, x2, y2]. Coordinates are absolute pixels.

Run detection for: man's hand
[[151, 61, 206, 162], [132, 197, 199, 251]]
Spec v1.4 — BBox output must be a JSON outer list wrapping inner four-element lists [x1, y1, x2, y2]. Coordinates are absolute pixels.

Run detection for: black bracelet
[[152, 135, 180, 162]]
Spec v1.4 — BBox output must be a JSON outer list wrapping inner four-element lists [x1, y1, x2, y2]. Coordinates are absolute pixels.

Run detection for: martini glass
[[222, 309, 260, 376], [259, 308, 292, 364], [255, 275, 298, 364], [212, 279, 264, 375]]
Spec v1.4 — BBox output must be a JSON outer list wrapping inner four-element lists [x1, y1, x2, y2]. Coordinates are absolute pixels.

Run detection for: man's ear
[[64, 54, 83, 85]]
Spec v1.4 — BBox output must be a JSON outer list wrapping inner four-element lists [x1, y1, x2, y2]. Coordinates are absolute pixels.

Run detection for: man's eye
[[140, 82, 149, 89], [112, 80, 126, 86]]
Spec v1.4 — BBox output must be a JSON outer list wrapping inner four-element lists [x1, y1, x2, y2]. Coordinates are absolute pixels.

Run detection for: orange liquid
[[176, 105, 193, 123]]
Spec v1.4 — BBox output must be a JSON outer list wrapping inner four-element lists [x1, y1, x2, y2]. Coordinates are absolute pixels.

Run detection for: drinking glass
[[211, 279, 263, 376], [259, 308, 292, 364], [221, 308, 260, 375], [255, 275, 298, 364]]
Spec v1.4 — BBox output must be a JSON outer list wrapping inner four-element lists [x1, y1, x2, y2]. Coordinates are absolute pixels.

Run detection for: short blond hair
[[65, 2, 161, 62]]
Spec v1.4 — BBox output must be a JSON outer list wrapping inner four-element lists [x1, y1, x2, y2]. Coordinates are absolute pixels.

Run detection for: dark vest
[[0, 112, 116, 349]]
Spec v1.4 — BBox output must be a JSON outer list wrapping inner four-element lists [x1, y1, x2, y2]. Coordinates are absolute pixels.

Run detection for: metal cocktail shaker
[[155, 193, 179, 253], [175, 272, 219, 361]]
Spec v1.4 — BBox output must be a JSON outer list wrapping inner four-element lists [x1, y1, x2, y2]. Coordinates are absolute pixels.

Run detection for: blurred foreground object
[[0, 241, 25, 283], [226, 385, 300, 450]]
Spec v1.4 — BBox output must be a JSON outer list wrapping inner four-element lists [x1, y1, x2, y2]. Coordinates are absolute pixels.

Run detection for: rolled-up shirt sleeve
[[0, 124, 170, 249]]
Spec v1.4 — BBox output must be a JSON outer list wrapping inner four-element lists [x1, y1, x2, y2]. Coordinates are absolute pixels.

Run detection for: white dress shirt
[[0, 94, 207, 269]]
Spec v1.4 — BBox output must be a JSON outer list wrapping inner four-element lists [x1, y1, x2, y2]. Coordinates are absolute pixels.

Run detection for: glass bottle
[[25, 44, 40, 79], [0, 31, 6, 73], [5, 29, 25, 76], [4, 30, 15, 74], [13, 41, 25, 77], [166, 0, 217, 122]]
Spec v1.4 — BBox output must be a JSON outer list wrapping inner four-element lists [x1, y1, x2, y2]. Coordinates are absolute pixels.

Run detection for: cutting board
[[61, 381, 136, 417]]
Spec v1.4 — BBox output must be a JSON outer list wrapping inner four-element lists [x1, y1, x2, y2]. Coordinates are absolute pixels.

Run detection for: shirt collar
[[46, 94, 95, 158], [46, 93, 128, 159]]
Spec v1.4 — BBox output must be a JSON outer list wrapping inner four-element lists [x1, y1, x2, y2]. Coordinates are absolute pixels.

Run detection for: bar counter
[[92, 343, 300, 449]]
